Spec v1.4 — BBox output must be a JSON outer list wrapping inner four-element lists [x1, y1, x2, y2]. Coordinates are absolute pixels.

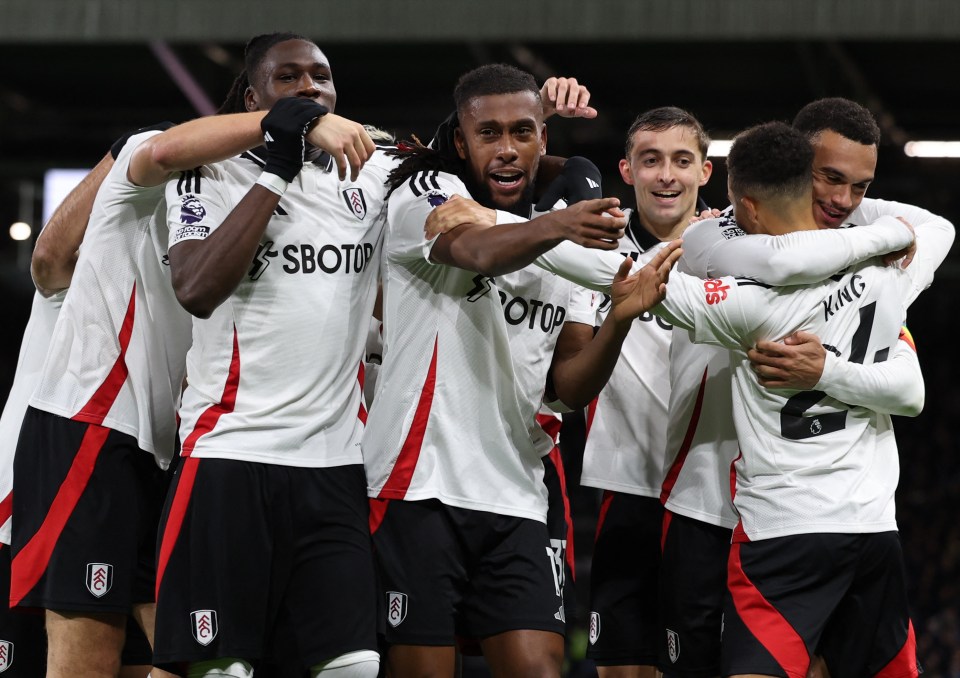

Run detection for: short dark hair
[[624, 106, 711, 159], [727, 121, 813, 202], [217, 32, 313, 114], [792, 97, 881, 146], [453, 64, 540, 115]]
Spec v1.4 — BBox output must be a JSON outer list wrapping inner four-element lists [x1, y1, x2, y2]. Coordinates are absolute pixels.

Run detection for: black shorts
[[0, 544, 46, 676], [11, 407, 167, 613], [372, 499, 566, 646], [658, 510, 732, 677], [153, 458, 377, 672], [722, 531, 918, 678], [586, 492, 662, 667], [543, 449, 576, 618]]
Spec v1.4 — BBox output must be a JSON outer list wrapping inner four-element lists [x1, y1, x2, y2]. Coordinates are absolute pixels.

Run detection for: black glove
[[110, 121, 175, 159], [261, 97, 329, 182], [535, 156, 603, 212]]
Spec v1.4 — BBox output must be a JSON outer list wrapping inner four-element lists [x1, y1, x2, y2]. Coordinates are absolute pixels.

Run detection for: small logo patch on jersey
[[179, 194, 207, 225], [667, 628, 680, 663], [703, 278, 730, 305], [425, 190, 449, 208], [191, 610, 218, 646], [588, 612, 600, 645], [0, 640, 13, 672], [343, 188, 368, 219], [85, 563, 113, 598], [386, 591, 408, 627]]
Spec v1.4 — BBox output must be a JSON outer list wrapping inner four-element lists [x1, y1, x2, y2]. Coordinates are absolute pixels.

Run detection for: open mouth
[[817, 202, 849, 226], [652, 190, 681, 200], [488, 169, 524, 190]]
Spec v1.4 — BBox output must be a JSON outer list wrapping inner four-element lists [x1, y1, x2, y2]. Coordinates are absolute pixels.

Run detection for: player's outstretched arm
[[31, 152, 114, 297], [168, 98, 325, 318], [548, 242, 682, 408], [429, 198, 626, 277]]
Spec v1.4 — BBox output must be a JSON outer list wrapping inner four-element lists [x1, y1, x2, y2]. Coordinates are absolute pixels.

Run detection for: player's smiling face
[[619, 125, 711, 235], [454, 91, 546, 215], [245, 39, 337, 114], [809, 130, 877, 229]]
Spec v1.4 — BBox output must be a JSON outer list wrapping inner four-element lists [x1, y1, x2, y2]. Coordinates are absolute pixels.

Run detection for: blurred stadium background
[[2, 1, 958, 673]]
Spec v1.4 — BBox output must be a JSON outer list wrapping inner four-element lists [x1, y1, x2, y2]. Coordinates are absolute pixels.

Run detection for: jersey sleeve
[[565, 282, 601, 326], [385, 171, 471, 265], [815, 327, 924, 416], [691, 216, 914, 284], [855, 198, 955, 307], [654, 272, 766, 350], [165, 164, 234, 250]]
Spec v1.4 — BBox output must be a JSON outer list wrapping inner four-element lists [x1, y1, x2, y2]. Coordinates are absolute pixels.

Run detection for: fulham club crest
[[0, 641, 13, 673], [86, 563, 113, 598], [343, 188, 367, 220], [386, 591, 407, 627], [588, 611, 600, 645], [191, 610, 218, 646], [667, 628, 680, 663]]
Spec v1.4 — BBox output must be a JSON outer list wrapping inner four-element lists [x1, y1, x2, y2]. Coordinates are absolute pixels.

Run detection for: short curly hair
[[792, 97, 881, 146], [727, 121, 813, 202]]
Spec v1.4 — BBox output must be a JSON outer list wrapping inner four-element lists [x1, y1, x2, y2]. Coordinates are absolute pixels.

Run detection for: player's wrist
[[256, 172, 288, 196]]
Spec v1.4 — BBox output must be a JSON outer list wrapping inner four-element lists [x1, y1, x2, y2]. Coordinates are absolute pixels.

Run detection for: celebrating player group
[[0, 30, 953, 678]]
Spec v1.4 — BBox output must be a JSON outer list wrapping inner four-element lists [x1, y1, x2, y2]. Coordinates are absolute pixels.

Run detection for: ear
[[618, 158, 634, 186], [244, 86, 258, 112], [454, 127, 467, 160], [699, 159, 713, 187], [740, 195, 761, 224], [540, 124, 547, 156]]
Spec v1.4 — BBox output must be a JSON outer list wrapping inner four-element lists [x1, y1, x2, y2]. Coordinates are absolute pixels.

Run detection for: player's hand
[[424, 195, 496, 238], [541, 77, 597, 119], [748, 330, 826, 390], [535, 156, 603, 212], [305, 113, 375, 183], [690, 208, 723, 224], [882, 216, 917, 269], [544, 198, 626, 250], [261, 97, 330, 182], [609, 240, 683, 323]]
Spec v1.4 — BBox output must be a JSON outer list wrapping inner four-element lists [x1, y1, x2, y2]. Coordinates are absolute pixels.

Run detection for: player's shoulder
[[685, 208, 743, 242]]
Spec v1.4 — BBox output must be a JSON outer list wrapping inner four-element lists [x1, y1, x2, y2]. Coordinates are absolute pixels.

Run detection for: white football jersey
[[363, 170, 597, 522], [30, 131, 192, 467], [581, 216, 673, 497], [0, 292, 64, 544], [657, 220, 940, 540], [661, 204, 949, 528], [167, 148, 395, 467]]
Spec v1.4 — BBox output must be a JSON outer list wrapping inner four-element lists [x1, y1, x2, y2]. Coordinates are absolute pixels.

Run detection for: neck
[[760, 199, 819, 235]]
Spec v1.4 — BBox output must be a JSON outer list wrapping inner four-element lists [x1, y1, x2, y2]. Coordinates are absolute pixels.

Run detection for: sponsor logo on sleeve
[[179, 194, 207, 224], [85, 563, 113, 598], [191, 609, 218, 646], [425, 190, 449, 208], [703, 278, 730, 305]]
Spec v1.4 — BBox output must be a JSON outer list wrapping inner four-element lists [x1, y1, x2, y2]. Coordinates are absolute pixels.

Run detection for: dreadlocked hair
[[217, 71, 249, 114], [386, 110, 463, 195]]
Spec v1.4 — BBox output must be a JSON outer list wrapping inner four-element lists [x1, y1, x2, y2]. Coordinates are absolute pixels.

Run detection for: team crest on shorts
[[588, 611, 600, 645], [342, 188, 367, 219], [386, 591, 407, 627], [85, 563, 113, 598], [191, 610, 218, 646], [0, 640, 13, 673], [666, 628, 680, 663]]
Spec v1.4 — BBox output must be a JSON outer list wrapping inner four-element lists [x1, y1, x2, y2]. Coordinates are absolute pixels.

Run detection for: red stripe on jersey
[[585, 396, 599, 435], [661, 509, 673, 552], [660, 367, 709, 504], [368, 497, 389, 534], [378, 336, 439, 499], [594, 490, 614, 543], [0, 491, 12, 527], [536, 413, 562, 443], [180, 328, 241, 457], [547, 446, 576, 579], [357, 361, 368, 425], [899, 326, 917, 353], [74, 283, 137, 425], [155, 456, 200, 599], [875, 619, 918, 678], [10, 423, 111, 607], [728, 542, 809, 678]]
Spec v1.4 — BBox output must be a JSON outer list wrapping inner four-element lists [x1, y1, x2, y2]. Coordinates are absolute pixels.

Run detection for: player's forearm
[[816, 342, 924, 417], [432, 213, 565, 276], [31, 152, 114, 297], [169, 187, 279, 318], [549, 318, 631, 408], [130, 112, 268, 187]]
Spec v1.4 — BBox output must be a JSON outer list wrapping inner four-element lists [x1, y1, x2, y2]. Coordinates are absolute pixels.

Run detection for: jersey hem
[[662, 501, 739, 529], [183, 448, 364, 468], [737, 520, 900, 542], [368, 488, 547, 523], [579, 476, 661, 498]]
